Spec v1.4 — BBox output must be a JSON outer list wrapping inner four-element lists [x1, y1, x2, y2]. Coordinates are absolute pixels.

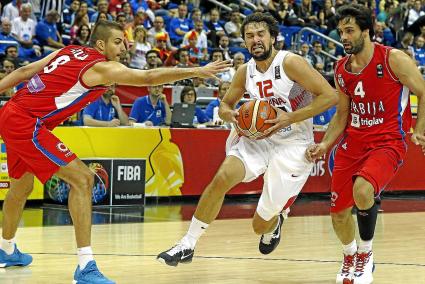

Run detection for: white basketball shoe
[[336, 253, 356, 284], [353, 250, 374, 284]]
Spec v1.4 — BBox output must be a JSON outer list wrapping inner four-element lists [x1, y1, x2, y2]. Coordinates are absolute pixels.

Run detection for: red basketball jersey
[[10, 45, 108, 129], [334, 43, 411, 143]]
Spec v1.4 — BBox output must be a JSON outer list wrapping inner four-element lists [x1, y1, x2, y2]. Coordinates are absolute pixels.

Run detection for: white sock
[[342, 239, 357, 256], [1, 238, 16, 255], [358, 239, 373, 253], [77, 246, 94, 270], [181, 216, 209, 249]]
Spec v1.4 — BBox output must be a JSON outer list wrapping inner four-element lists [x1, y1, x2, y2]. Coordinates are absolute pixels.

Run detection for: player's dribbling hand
[[197, 60, 232, 81], [305, 143, 328, 162], [262, 106, 294, 137], [222, 109, 239, 124]]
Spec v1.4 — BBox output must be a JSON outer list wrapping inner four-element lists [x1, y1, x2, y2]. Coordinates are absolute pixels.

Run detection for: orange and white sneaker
[[336, 253, 355, 284], [353, 251, 374, 284]]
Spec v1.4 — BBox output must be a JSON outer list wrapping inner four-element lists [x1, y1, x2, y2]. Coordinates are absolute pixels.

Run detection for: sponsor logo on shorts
[[0, 163, 7, 173], [330, 191, 338, 207], [56, 143, 73, 157]]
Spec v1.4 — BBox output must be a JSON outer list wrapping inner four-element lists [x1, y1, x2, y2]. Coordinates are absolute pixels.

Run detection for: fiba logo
[[56, 142, 69, 152], [259, 106, 268, 120], [45, 162, 109, 204]]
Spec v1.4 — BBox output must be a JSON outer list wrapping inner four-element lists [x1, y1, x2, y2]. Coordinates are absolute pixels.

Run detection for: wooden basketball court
[[0, 197, 424, 284]]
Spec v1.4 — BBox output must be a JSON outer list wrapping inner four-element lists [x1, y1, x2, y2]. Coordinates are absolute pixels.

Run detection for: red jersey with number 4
[[334, 43, 411, 143], [10, 45, 108, 130]]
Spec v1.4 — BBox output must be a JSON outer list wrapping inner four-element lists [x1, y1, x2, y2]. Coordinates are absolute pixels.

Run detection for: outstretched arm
[[82, 60, 232, 87]]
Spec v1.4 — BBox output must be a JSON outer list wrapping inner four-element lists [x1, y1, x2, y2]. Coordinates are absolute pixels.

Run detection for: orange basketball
[[236, 100, 277, 138]]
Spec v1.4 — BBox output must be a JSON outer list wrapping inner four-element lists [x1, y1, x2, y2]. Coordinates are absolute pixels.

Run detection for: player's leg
[[55, 159, 114, 284], [330, 141, 361, 284], [157, 155, 245, 266], [0, 173, 34, 267], [351, 147, 403, 284], [254, 142, 312, 255]]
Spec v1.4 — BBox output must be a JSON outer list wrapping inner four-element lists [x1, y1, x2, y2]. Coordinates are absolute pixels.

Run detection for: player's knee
[[353, 179, 374, 209], [71, 169, 94, 191], [210, 171, 233, 193]]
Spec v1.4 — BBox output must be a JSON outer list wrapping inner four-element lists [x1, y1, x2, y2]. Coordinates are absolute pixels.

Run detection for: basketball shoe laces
[[168, 243, 188, 256], [354, 252, 371, 275], [341, 254, 355, 275]]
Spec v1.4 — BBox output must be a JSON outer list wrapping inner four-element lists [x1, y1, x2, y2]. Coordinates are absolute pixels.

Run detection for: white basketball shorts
[[226, 129, 313, 221]]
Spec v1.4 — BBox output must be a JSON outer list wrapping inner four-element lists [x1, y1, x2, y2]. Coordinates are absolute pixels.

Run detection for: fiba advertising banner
[[44, 158, 146, 206]]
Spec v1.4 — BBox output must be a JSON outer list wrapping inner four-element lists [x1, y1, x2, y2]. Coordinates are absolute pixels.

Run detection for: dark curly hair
[[335, 4, 374, 40], [241, 13, 279, 41]]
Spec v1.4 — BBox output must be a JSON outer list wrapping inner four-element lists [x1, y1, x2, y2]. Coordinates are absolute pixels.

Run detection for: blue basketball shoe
[[0, 245, 33, 267], [73, 260, 115, 284]]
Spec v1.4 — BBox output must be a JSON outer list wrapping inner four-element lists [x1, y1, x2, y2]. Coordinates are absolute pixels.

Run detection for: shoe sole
[[156, 257, 193, 267]]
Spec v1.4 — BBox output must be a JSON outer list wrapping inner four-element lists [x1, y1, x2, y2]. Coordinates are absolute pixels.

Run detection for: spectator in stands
[[166, 47, 193, 67], [192, 77, 207, 88], [144, 49, 162, 69], [4, 45, 28, 67], [277, 0, 301, 26], [319, 0, 337, 32], [124, 8, 151, 42], [90, 0, 113, 24], [218, 35, 231, 60], [310, 40, 327, 74], [130, 26, 151, 69], [70, 10, 90, 39], [36, 9, 65, 51], [274, 33, 286, 50], [75, 1, 89, 27], [0, 19, 19, 55], [2, 0, 20, 21], [180, 86, 209, 124], [121, 2, 134, 24], [0, 58, 17, 97], [205, 49, 232, 86], [130, 0, 155, 23], [182, 19, 209, 61], [62, 0, 80, 28], [11, 3, 37, 49], [397, 31, 415, 55], [169, 4, 191, 46], [153, 32, 172, 63], [374, 21, 395, 46], [299, 42, 313, 65], [115, 12, 127, 28], [224, 10, 244, 47], [414, 35, 425, 66], [205, 81, 231, 122], [120, 50, 131, 66], [147, 16, 174, 51], [182, 31, 204, 64], [71, 23, 90, 46], [229, 52, 245, 79], [129, 84, 171, 126], [83, 85, 129, 127], [205, 8, 226, 47], [296, 0, 320, 27], [407, 0, 424, 27], [95, 12, 109, 24], [189, 8, 203, 29], [108, 0, 126, 18]]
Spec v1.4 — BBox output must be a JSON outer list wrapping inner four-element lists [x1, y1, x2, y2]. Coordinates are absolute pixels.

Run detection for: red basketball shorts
[[330, 135, 406, 213], [0, 102, 76, 184]]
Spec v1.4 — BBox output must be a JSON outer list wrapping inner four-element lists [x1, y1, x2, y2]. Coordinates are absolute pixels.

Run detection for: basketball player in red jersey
[[157, 13, 337, 267], [306, 4, 425, 284], [0, 20, 230, 283]]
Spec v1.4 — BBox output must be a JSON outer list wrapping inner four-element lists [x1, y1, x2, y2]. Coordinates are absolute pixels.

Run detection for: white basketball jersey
[[245, 50, 313, 142]]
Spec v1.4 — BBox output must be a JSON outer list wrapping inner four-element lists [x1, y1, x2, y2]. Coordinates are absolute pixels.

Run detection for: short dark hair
[[335, 4, 374, 40], [241, 13, 279, 41], [180, 86, 197, 103], [210, 48, 224, 61], [146, 49, 160, 58], [5, 45, 17, 53], [89, 20, 124, 47]]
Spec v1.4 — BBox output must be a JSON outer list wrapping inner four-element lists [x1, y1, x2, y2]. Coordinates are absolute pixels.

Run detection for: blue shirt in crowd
[[36, 20, 59, 46], [83, 97, 118, 123], [204, 99, 220, 120], [169, 17, 190, 42], [129, 96, 167, 126], [194, 106, 209, 124]]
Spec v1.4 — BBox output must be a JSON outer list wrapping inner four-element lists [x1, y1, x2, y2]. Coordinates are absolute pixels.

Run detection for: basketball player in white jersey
[[157, 13, 338, 266]]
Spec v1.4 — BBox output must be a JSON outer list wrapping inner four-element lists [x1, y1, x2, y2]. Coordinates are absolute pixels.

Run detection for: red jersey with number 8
[[10, 45, 108, 129], [334, 43, 411, 143]]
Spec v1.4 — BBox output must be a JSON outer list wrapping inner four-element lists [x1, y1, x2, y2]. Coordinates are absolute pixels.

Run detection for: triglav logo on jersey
[[376, 64, 384, 78]]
